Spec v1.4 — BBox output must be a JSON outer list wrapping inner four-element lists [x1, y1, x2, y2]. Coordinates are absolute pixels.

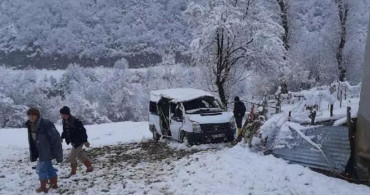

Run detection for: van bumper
[[187, 129, 236, 144]]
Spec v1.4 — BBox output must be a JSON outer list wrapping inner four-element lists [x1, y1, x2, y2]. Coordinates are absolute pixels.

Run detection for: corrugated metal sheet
[[272, 126, 351, 172]]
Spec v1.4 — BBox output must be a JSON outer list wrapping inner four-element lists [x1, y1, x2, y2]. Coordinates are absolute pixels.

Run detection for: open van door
[[158, 98, 171, 136], [170, 103, 184, 141]]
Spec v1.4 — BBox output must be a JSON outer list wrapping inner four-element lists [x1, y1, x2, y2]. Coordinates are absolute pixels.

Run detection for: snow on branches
[[187, 0, 287, 105]]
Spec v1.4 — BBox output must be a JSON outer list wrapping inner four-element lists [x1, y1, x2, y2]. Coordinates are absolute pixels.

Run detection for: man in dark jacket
[[60, 106, 93, 177], [233, 96, 246, 139], [25, 108, 63, 193]]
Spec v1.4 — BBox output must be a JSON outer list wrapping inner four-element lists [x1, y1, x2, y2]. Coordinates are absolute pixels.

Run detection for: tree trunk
[[336, 0, 348, 81], [216, 29, 228, 107], [276, 0, 289, 51], [216, 80, 227, 108]]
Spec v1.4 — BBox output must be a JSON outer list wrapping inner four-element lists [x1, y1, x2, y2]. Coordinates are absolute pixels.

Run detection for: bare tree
[[213, 27, 253, 107]]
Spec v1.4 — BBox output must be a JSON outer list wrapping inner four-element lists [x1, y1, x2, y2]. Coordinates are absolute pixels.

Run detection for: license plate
[[212, 134, 224, 138]]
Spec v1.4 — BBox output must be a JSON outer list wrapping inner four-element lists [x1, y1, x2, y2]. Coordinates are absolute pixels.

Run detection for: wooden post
[[276, 94, 281, 114], [330, 104, 334, 117], [347, 107, 351, 129], [263, 99, 268, 120], [310, 110, 316, 125], [337, 81, 341, 100], [279, 103, 282, 113], [340, 90, 343, 108]]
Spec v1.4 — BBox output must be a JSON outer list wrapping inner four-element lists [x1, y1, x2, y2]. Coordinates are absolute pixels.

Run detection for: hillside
[[0, 0, 193, 68], [0, 0, 369, 78]]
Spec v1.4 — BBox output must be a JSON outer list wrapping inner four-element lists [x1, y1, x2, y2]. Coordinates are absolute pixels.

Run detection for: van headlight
[[192, 122, 202, 133], [230, 117, 236, 129]]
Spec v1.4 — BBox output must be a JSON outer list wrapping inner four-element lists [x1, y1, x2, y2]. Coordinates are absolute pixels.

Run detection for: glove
[[56, 157, 63, 164], [84, 142, 90, 148]]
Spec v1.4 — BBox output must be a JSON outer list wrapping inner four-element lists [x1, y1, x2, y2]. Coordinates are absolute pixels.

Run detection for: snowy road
[[1, 122, 370, 195]]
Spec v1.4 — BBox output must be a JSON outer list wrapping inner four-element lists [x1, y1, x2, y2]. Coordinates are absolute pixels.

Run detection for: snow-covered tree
[[342, 0, 370, 84], [0, 93, 28, 128], [288, 0, 340, 88], [187, 0, 252, 107], [188, 0, 287, 103]]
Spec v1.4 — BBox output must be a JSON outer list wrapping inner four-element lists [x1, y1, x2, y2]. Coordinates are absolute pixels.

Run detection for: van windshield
[[183, 96, 223, 114]]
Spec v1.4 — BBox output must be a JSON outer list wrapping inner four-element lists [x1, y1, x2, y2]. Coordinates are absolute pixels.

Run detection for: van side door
[[169, 102, 184, 141]]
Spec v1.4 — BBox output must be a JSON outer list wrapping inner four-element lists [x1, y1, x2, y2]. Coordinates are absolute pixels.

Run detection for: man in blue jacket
[[25, 108, 63, 193]]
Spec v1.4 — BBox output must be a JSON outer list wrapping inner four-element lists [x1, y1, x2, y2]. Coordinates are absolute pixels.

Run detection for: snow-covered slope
[[1, 121, 370, 194], [0, 122, 151, 160], [0, 121, 151, 149], [169, 145, 370, 195]]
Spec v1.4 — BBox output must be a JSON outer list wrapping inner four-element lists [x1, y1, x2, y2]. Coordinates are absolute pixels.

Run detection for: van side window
[[171, 103, 183, 119], [170, 103, 177, 116], [149, 101, 158, 114]]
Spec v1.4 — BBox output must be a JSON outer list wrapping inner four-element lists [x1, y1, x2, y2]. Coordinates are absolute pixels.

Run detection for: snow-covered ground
[[169, 145, 370, 195], [0, 122, 151, 160], [1, 121, 370, 194]]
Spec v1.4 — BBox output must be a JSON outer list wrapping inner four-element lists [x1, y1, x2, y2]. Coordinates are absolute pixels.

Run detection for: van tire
[[152, 127, 161, 142], [180, 131, 192, 146], [227, 134, 235, 142]]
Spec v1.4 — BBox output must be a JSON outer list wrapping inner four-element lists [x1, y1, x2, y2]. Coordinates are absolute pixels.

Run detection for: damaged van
[[149, 88, 236, 145]]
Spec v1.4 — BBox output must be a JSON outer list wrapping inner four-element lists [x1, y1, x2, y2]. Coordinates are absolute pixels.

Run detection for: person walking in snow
[[60, 106, 93, 177], [25, 108, 63, 193], [233, 96, 246, 141], [243, 116, 263, 148]]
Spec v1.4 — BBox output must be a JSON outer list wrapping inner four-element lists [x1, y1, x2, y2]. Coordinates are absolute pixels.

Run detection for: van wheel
[[181, 131, 191, 147], [152, 127, 160, 142], [227, 135, 235, 142]]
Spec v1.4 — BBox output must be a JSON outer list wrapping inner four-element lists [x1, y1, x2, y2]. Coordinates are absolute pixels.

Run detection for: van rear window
[[149, 101, 158, 114]]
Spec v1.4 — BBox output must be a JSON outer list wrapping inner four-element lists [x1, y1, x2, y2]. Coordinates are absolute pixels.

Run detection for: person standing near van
[[25, 108, 63, 193], [60, 106, 93, 177], [233, 96, 246, 140]]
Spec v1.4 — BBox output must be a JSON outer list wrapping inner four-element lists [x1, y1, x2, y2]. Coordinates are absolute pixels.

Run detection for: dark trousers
[[235, 117, 244, 128]]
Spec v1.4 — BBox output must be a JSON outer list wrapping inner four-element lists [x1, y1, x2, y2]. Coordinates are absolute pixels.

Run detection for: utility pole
[[355, 15, 370, 180]]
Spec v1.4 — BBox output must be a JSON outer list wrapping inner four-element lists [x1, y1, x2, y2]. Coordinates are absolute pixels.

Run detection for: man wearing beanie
[[25, 108, 63, 193], [60, 106, 93, 177]]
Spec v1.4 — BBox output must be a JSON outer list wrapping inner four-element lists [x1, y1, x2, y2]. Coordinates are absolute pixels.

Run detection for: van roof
[[150, 88, 213, 102]]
